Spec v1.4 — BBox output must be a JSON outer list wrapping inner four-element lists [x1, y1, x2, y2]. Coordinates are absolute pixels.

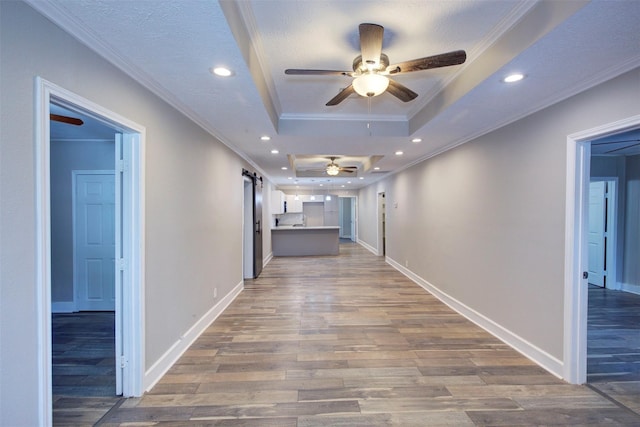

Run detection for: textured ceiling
[[29, 0, 640, 190]]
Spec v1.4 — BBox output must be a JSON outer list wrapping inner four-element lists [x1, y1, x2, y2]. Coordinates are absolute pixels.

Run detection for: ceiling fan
[[285, 23, 466, 106], [50, 113, 84, 126], [300, 157, 358, 176]]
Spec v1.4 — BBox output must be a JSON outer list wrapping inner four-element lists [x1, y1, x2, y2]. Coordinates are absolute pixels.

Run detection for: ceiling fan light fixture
[[326, 163, 340, 176], [352, 73, 389, 97]]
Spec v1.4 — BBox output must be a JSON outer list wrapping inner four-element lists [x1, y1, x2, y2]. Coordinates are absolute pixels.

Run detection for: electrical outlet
[[214, 287, 218, 298]]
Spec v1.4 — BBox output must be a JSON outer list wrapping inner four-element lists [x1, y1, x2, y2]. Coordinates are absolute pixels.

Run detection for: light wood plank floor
[[68, 242, 640, 426]]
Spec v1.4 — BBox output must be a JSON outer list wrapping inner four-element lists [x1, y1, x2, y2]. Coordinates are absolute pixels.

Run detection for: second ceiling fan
[[285, 23, 467, 106]]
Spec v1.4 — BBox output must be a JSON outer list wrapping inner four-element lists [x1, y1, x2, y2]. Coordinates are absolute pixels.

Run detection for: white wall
[[0, 2, 268, 422], [357, 68, 640, 374]]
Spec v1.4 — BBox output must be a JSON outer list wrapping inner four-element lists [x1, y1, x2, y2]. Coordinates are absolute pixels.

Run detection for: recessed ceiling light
[[211, 67, 233, 77], [271, 149, 279, 154], [319, 184, 323, 186], [281, 167, 288, 170], [347, 181, 352, 184], [359, 177, 364, 180], [341, 185, 345, 188], [503, 73, 524, 83], [411, 138, 422, 143], [395, 151, 404, 155], [287, 177, 292, 180], [260, 135, 271, 141], [374, 167, 380, 170]]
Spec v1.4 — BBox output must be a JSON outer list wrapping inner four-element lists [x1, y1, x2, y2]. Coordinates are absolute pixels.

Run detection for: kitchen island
[[271, 226, 340, 256]]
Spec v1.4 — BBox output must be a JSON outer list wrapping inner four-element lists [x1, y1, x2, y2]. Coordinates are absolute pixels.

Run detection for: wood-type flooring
[[587, 285, 640, 414], [55, 242, 640, 425]]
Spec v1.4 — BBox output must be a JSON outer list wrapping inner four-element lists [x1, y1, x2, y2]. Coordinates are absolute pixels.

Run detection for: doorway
[[338, 197, 357, 242], [564, 114, 640, 387], [36, 78, 145, 424], [377, 192, 386, 256], [242, 170, 263, 279], [50, 123, 117, 400]]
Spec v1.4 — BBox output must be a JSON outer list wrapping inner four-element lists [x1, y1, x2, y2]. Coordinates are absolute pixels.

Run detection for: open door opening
[[564, 114, 640, 399], [338, 197, 357, 242], [36, 78, 145, 424], [242, 170, 263, 279]]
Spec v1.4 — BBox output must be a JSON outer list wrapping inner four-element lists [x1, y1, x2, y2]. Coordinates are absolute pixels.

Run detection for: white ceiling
[[29, 0, 640, 190]]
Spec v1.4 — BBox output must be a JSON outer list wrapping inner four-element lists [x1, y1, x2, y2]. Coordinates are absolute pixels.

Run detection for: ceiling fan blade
[[339, 168, 355, 173], [50, 113, 84, 126], [386, 50, 467, 74], [386, 79, 418, 102], [326, 84, 355, 106], [359, 23, 384, 68], [285, 69, 351, 76]]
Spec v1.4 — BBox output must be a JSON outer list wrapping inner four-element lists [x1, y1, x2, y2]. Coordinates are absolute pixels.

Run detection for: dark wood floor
[[587, 285, 640, 414], [53, 243, 640, 425], [52, 311, 121, 424]]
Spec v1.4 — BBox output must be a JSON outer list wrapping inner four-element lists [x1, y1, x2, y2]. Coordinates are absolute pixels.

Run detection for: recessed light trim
[[260, 135, 271, 141], [503, 73, 525, 83], [281, 167, 288, 170], [211, 67, 233, 77], [411, 138, 422, 143], [270, 149, 279, 154], [395, 151, 404, 155]]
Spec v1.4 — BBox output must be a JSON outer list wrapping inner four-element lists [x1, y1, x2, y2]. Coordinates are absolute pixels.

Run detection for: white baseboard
[[620, 282, 640, 295], [263, 251, 273, 267], [51, 301, 76, 313], [386, 257, 564, 379], [358, 239, 378, 256], [143, 281, 244, 391]]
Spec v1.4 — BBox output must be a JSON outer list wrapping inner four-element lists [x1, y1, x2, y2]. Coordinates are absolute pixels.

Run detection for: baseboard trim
[[386, 257, 564, 379], [51, 301, 76, 313], [358, 239, 378, 256], [143, 281, 244, 391], [619, 283, 640, 296], [263, 251, 273, 267]]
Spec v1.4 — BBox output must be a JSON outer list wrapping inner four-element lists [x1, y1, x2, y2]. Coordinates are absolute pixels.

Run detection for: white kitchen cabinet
[[271, 190, 285, 214], [285, 194, 303, 213]]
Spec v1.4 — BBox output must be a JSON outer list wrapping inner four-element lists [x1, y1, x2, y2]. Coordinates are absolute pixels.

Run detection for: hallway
[[58, 243, 639, 425]]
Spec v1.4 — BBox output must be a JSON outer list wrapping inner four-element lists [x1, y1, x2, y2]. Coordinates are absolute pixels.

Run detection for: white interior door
[[588, 181, 606, 287], [74, 171, 116, 310]]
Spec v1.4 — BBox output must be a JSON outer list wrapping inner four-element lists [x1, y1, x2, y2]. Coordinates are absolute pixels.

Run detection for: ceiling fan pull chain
[[367, 97, 372, 136]]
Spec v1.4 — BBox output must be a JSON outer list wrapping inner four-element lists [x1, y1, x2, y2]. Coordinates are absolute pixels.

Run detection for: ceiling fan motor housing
[[353, 53, 389, 74]]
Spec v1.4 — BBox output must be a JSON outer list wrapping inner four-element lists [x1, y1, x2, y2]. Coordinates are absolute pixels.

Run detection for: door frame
[[36, 78, 146, 424], [563, 114, 640, 384]]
